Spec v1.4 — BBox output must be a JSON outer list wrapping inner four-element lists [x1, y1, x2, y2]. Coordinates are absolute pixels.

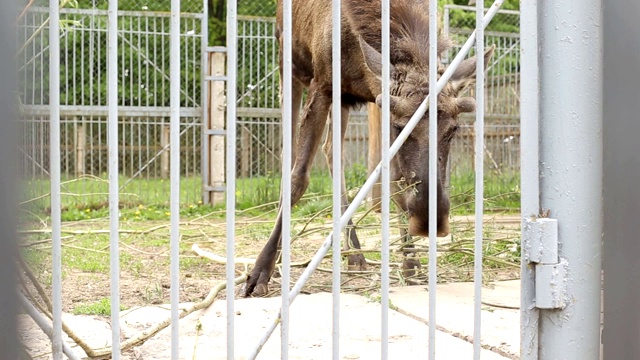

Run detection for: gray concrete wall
[[603, 1, 640, 359]]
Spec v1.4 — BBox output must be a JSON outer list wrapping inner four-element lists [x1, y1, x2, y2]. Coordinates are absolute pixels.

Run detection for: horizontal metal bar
[[444, 3, 520, 16], [205, 129, 226, 136], [22, 105, 202, 118], [204, 185, 226, 192], [237, 15, 276, 23], [237, 107, 281, 118], [207, 46, 227, 53], [235, 108, 519, 122], [449, 29, 521, 39], [205, 75, 228, 81], [28, 6, 204, 18]]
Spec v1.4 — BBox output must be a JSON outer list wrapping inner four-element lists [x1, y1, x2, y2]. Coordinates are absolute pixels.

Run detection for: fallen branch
[[191, 244, 256, 266], [481, 300, 519, 310], [19, 247, 247, 359], [88, 274, 247, 359]]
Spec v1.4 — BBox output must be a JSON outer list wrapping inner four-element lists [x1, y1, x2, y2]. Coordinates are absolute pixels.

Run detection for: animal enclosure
[[16, 0, 605, 359]]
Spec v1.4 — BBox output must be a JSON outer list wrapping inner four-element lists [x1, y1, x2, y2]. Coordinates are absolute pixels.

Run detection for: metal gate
[[19, 0, 604, 359]]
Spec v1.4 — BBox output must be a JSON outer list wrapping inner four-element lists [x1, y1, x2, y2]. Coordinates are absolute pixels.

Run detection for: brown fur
[[244, 0, 494, 297]]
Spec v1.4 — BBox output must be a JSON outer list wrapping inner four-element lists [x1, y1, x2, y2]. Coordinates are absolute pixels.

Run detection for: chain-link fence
[[443, 4, 520, 122], [238, 0, 276, 17], [17, 2, 206, 211]]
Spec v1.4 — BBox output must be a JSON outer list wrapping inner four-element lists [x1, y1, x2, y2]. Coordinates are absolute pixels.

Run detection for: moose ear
[[375, 94, 401, 110], [375, 94, 415, 119], [456, 97, 476, 113], [449, 44, 495, 94], [359, 36, 395, 79]]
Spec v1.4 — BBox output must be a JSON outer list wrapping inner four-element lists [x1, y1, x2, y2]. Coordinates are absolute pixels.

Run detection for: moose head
[[359, 38, 495, 237]]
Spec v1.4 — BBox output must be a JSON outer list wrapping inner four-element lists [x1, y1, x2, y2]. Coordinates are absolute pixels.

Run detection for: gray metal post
[[603, 1, 640, 359], [538, 1, 603, 359], [0, 1, 21, 358]]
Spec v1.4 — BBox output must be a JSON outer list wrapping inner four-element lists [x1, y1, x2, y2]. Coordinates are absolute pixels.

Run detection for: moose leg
[[271, 79, 304, 275], [245, 81, 331, 297], [398, 216, 422, 278], [391, 182, 422, 278], [322, 106, 368, 270]]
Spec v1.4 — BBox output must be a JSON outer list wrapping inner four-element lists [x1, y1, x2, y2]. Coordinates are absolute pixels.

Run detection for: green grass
[[72, 298, 127, 316], [449, 170, 521, 214], [22, 174, 205, 208], [19, 163, 520, 222]]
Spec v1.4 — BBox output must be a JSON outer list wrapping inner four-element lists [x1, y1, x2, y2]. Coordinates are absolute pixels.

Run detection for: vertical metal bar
[[427, 0, 438, 359], [380, 0, 391, 358], [145, 15, 150, 108], [49, 0, 63, 358], [169, 0, 181, 358], [107, 0, 121, 358], [75, 14, 80, 106], [137, 16, 142, 108], [226, 0, 238, 358], [281, 0, 292, 357], [519, 1, 539, 358], [538, 1, 603, 359], [201, 2, 209, 203], [331, 0, 342, 358], [473, 2, 485, 359]]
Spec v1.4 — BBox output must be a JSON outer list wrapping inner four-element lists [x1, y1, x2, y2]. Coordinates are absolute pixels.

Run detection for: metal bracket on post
[[522, 217, 569, 310]]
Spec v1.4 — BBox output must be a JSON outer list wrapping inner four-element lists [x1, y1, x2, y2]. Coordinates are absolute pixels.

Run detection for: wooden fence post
[[161, 125, 170, 179], [208, 52, 226, 205], [367, 102, 382, 212], [240, 126, 250, 178], [75, 118, 86, 177]]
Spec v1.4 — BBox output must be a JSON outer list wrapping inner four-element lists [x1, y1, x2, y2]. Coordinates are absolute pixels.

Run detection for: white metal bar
[[519, 1, 539, 359], [380, 0, 391, 358], [18, 293, 81, 360], [281, 0, 293, 357], [331, 0, 341, 358], [48, 0, 62, 358], [107, 0, 121, 358], [201, 0, 210, 204], [427, 0, 438, 358], [246, 3, 505, 357], [226, 0, 238, 358], [473, 1, 485, 359], [169, 0, 180, 358], [538, 1, 603, 358]]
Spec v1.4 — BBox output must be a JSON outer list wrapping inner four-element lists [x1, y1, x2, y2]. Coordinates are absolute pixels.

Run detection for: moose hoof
[[252, 283, 269, 297], [347, 254, 368, 271], [402, 258, 422, 279], [244, 269, 272, 297]]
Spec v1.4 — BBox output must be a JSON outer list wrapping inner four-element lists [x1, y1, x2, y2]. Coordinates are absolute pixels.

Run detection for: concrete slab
[[389, 280, 521, 359], [136, 292, 511, 359], [20, 292, 514, 359]]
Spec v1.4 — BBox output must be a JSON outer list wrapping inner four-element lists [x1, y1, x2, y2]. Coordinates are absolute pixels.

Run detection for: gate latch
[[523, 217, 569, 309]]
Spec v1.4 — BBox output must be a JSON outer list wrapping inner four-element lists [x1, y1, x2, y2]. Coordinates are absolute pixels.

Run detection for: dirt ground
[[18, 213, 521, 358]]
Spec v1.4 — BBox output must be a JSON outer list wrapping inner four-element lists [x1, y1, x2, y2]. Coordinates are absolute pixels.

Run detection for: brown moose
[[244, 0, 494, 297]]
